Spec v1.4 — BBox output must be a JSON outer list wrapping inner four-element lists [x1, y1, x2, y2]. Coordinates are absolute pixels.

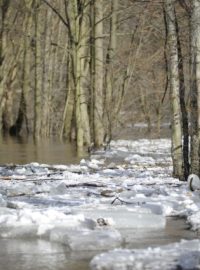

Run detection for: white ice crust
[[0, 138, 200, 269]]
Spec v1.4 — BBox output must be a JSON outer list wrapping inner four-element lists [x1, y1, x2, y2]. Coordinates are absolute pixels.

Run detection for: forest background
[[0, 0, 200, 180]]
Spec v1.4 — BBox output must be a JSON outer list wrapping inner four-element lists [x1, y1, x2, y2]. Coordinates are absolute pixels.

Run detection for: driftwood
[[65, 182, 106, 188], [111, 196, 146, 205]]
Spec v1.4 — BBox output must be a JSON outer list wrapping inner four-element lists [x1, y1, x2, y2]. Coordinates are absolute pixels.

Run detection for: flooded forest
[[1, 1, 200, 270], [0, 0, 172, 146], [2, 0, 200, 180]]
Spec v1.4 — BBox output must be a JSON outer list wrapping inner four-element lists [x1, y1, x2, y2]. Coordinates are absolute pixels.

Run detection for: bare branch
[[41, 0, 69, 29]]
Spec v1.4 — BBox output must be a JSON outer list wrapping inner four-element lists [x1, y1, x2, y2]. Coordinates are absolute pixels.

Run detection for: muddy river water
[[0, 218, 197, 270], [0, 136, 198, 270], [0, 136, 87, 165]]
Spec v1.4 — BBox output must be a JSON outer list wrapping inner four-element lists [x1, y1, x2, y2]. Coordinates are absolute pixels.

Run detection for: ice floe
[[0, 138, 199, 269], [90, 239, 200, 270]]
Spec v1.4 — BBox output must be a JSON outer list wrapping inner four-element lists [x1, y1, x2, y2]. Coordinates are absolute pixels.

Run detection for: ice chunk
[[187, 174, 200, 191], [0, 194, 7, 207], [88, 162, 99, 170], [0, 207, 15, 218], [143, 203, 163, 215], [14, 167, 27, 175], [77, 206, 166, 229], [90, 249, 134, 270], [125, 154, 155, 165], [49, 182, 67, 195], [25, 163, 49, 174], [187, 211, 200, 231], [90, 240, 200, 270], [80, 159, 87, 166], [118, 190, 136, 199], [50, 228, 122, 251], [0, 225, 38, 238], [6, 182, 36, 196], [0, 208, 87, 238]]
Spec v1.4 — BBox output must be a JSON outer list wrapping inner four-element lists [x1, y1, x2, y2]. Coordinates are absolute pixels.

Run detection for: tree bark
[[74, 0, 91, 149], [104, 0, 118, 142], [165, 0, 184, 180], [0, 0, 11, 131], [190, 0, 200, 175], [175, 9, 189, 179], [34, 0, 43, 139], [93, 0, 104, 147], [19, 5, 33, 136], [40, 7, 52, 137], [60, 44, 75, 140]]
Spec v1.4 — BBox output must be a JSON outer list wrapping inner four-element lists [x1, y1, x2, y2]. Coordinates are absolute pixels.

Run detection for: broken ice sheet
[[6, 182, 36, 197], [90, 239, 200, 270], [0, 194, 7, 207], [50, 228, 122, 251], [74, 205, 166, 229], [0, 207, 90, 237], [0, 137, 199, 270]]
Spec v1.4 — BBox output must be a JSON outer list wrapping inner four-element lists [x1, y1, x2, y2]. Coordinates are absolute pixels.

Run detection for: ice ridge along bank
[[0, 138, 199, 269]]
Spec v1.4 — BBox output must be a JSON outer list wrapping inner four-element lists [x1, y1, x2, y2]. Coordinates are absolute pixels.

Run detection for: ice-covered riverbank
[[0, 139, 200, 269]]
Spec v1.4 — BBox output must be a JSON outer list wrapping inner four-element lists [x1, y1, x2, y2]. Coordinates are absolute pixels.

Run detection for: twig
[[111, 196, 146, 205]]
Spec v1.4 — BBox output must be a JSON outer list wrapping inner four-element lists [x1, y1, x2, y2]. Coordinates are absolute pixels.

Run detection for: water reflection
[[0, 136, 88, 165]]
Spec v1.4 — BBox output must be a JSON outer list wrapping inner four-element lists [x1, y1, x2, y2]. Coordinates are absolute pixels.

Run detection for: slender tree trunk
[[104, 0, 118, 142], [60, 45, 75, 140], [93, 0, 104, 147], [20, 9, 33, 135], [165, 0, 184, 180], [40, 7, 52, 137], [139, 85, 151, 133], [190, 0, 200, 175], [74, 0, 91, 149], [175, 9, 189, 179], [0, 0, 10, 131], [59, 1, 76, 140], [34, 0, 43, 139]]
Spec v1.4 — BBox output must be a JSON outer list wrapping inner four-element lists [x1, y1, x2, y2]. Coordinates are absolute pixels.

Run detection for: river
[[0, 136, 87, 165], [0, 218, 197, 270], [0, 136, 198, 270]]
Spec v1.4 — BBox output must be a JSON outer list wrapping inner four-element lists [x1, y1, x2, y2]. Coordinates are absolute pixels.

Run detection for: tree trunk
[[175, 9, 189, 179], [34, 0, 43, 139], [19, 7, 33, 136], [0, 0, 10, 131], [93, 0, 104, 147], [74, 0, 91, 149], [104, 0, 118, 142], [165, 0, 184, 180], [60, 44, 75, 140], [40, 7, 52, 137], [190, 0, 200, 175]]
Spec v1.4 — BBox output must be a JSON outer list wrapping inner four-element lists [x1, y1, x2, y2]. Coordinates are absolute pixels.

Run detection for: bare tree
[[34, 0, 43, 139], [104, 0, 118, 142], [190, 0, 200, 175], [92, 0, 104, 147], [164, 0, 184, 180]]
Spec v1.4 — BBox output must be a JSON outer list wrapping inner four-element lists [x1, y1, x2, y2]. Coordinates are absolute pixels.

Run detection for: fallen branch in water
[[65, 182, 107, 188], [111, 196, 146, 205]]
